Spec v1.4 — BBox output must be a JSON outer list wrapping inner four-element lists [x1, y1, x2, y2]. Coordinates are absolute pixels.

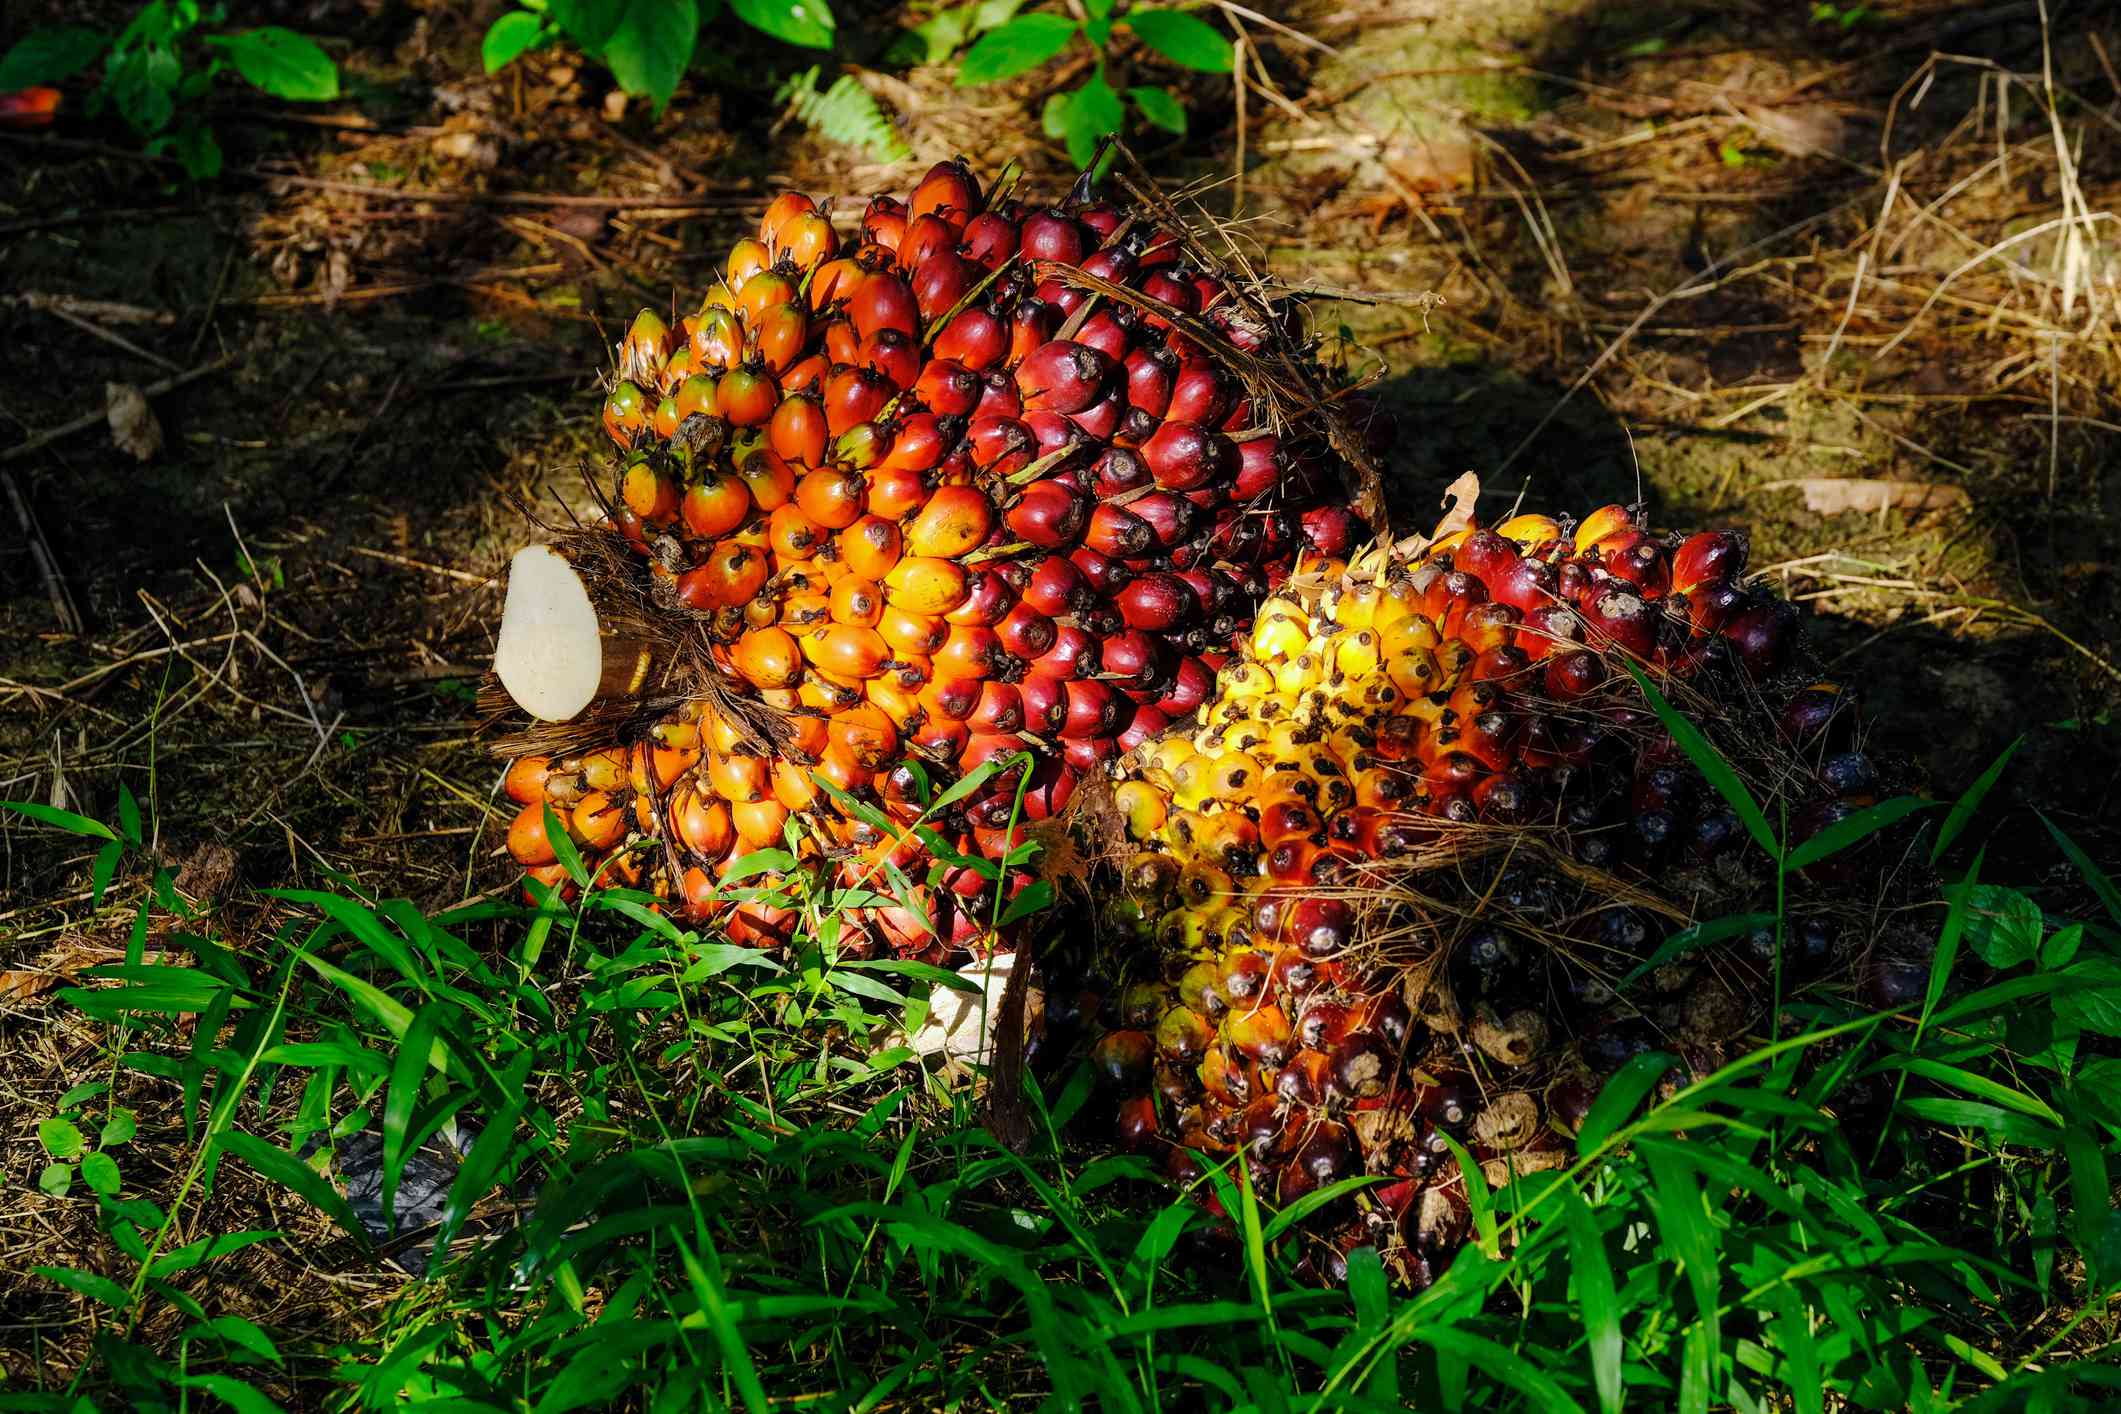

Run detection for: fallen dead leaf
[[1393, 470, 1482, 558], [1778, 478, 1969, 516], [106, 381, 162, 462], [0, 970, 58, 1003]]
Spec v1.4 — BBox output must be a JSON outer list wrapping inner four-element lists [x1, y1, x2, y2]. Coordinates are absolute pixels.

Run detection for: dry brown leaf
[[1393, 470, 1482, 558], [105, 381, 162, 462], [1785, 478, 1968, 516], [0, 970, 58, 1003]]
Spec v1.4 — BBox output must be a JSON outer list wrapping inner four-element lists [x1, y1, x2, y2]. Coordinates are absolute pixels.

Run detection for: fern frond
[[774, 66, 911, 164]]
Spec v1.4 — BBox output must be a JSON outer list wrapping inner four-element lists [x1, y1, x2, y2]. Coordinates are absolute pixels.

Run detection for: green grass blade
[[1561, 1187, 1623, 1414], [2036, 809, 2121, 924], [1578, 1050, 1677, 1156], [1933, 734, 2021, 862], [1784, 796, 1935, 872]]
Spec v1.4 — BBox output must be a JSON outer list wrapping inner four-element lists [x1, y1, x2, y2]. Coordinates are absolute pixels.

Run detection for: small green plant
[[775, 64, 911, 162], [0, 2, 338, 178], [949, 0, 1235, 165], [1811, 2, 1881, 29], [482, 0, 838, 113]]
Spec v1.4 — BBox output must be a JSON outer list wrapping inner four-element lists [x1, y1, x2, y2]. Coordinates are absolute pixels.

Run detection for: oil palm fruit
[[501, 160, 1374, 963], [1088, 498, 1885, 1287]]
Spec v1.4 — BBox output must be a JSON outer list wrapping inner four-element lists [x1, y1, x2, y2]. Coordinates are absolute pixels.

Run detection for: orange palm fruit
[[829, 578, 887, 629], [507, 802, 559, 867], [795, 468, 866, 530], [731, 798, 790, 849], [733, 626, 804, 689], [736, 447, 797, 511], [904, 485, 996, 559], [570, 790, 629, 852], [838, 515, 904, 581], [883, 557, 970, 615], [682, 471, 751, 540], [803, 625, 892, 678]]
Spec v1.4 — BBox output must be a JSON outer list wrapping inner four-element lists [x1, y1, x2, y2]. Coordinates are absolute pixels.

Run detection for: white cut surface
[[493, 544, 602, 722]]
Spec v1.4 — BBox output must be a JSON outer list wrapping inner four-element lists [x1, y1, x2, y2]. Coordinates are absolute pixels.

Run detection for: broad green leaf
[[204, 29, 339, 101], [1943, 883, 2044, 968], [549, 0, 626, 48], [175, 1373, 286, 1414], [2044, 923, 2083, 969], [959, 13, 1078, 86], [731, 0, 835, 50], [38, 1162, 73, 1197], [1785, 795, 1934, 871], [149, 1229, 284, 1277], [1621, 661, 1777, 858], [35, 1264, 131, 1310], [80, 1151, 121, 1196], [1063, 69, 1124, 167], [0, 26, 107, 90], [215, 1131, 368, 1245], [603, 0, 697, 110], [1934, 734, 2021, 861], [39, 1116, 85, 1159], [1127, 9, 1234, 72], [116, 782, 142, 845], [185, 1314, 283, 1365], [1128, 84, 1186, 133], [90, 841, 122, 908], [482, 11, 546, 73], [2054, 957, 2121, 1037], [1577, 1050, 1675, 1155], [0, 800, 116, 839]]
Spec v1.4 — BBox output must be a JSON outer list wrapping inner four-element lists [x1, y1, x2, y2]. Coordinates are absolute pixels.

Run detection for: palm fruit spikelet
[[494, 158, 1382, 963], [1087, 487, 1894, 1287]]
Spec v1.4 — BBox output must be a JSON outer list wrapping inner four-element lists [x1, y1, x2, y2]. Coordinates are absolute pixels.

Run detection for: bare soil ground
[[3, 0, 2118, 1385]]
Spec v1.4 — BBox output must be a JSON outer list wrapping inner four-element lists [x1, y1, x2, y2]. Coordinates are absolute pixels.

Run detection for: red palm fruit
[[1116, 1094, 1160, 1150], [1024, 410, 1091, 464], [1684, 579, 1747, 635], [829, 577, 886, 628], [1605, 539, 1671, 597], [1080, 244, 1138, 285], [912, 251, 978, 323], [1007, 302, 1062, 366], [1076, 308, 1133, 361], [622, 463, 681, 523], [997, 602, 1057, 659], [737, 447, 797, 512], [1301, 506, 1361, 558], [730, 798, 790, 850], [1781, 682, 1852, 747], [1724, 598, 1798, 678], [676, 542, 769, 609], [961, 212, 1020, 269], [507, 801, 560, 867], [1092, 448, 1153, 500], [809, 256, 867, 310], [1168, 363, 1236, 425], [1229, 435, 1284, 500], [794, 467, 867, 530], [1020, 209, 1087, 263], [751, 302, 808, 374], [863, 196, 908, 252], [899, 213, 958, 271], [933, 307, 1009, 369], [1155, 654, 1213, 716], [1023, 553, 1095, 616], [677, 865, 719, 920], [865, 467, 930, 519], [923, 675, 983, 724], [1084, 502, 1154, 558], [910, 159, 980, 223], [1035, 623, 1101, 680], [503, 755, 551, 805], [913, 358, 980, 415], [603, 380, 649, 446], [823, 366, 892, 435], [671, 786, 735, 859], [1139, 270, 1198, 328], [1118, 573, 1196, 631], [858, 328, 921, 389], [1421, 569, 1487, 636], [820, 318, 861, 366], [1016, 340, 1115, 414], [967, 414, 1035, 473], [1582, 587, 1656, 659], [1142, 421, 1231, 490], [906, 485, 996, 558], [829, 704, 899, 768], [1006, 481, 1090, 548], [1019, 671, 1068, 733], [716, 366, 778, 426], [733, 626, 803, 688], [1118, 703, 1171, 752], [969, 680, 1026, 733], [736, 269, 800, 329], [767, 503, 825, 561], [0, 86, 62, 129], [881, 412, 955, 472], [936, 623, 1004, 681], [839, 515, 904, 581], [960, 732, 1030, 777], [1068, 387, 1125, 440], [772, 756, 825, 811], [1453, 530, 1520, 586], [880, 603, 949, 657], [1061, 679, 1125, 739], [972, 372, 1025, 422], [775, 211, 837, 271], [850, 273, 919, 339], [1125, 347, 1177, 416], [1573, 503, 1637, 553], [1100, 630, 1171, 694], [885, 557, 970, 615], [759, 191, 816, 247], [944, 568, 1018, 626]]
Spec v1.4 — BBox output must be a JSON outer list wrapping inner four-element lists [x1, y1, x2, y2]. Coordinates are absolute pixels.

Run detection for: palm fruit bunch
[[1086, 497, 1885, 1286], [494, 158, 1375, 961]]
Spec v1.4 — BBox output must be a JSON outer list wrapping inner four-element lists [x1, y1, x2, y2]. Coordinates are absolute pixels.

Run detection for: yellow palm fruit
[[1161, 808, 1209, 857], [1264, 718, 1311, 759], [1217, 660, 1274, 699], [1156, 907, 1213, 953], [1357, 678, 1406, 716], [1328, 722, 1376, 764], [1386, 647, 1443, 700], [1202, 903, 1253, 950], [1371, 579, 1425, 633], [1329, 627, 1382, 679], [1223, 717, 1271, 754], [1150, 736, 1199, 780], [1206, 751, 1266, 797], [1328, 578, 1382, 629], [1399, 688, 1451, 727], [1116, 779, 1169, 839], [1437, 638, 1477, 680], [1250, 601, 1310, 661], [1495, 512, 1563, 550], [1379, 613, 1441, 659], [1178, 860, 1238, 907], [1193, 811, 1261, 873], [1272, 650, 1324, 696]]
